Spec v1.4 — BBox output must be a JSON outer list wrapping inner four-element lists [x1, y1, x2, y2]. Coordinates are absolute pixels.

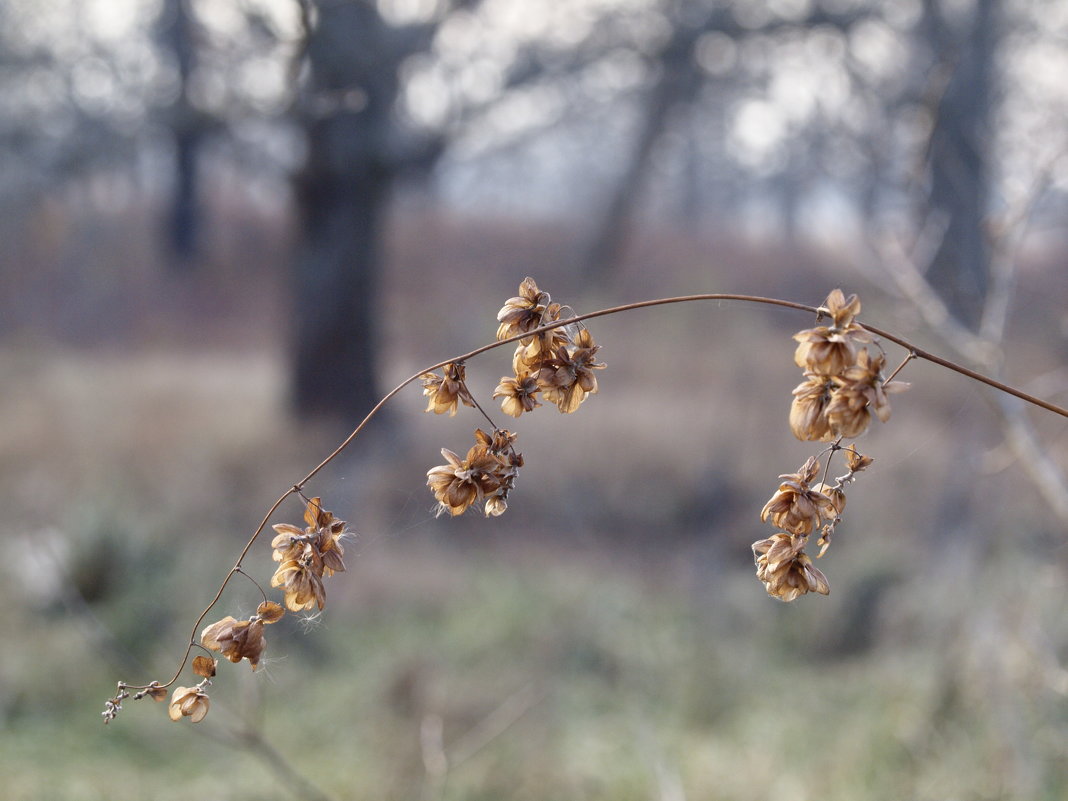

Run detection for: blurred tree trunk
[[157, 0, 204, 268], [292, 3, 393, 420], [921, 0, 999, 330], [170, 124, 202, 264], [291, 1, 441, 420], [292, 134, 388, 420]]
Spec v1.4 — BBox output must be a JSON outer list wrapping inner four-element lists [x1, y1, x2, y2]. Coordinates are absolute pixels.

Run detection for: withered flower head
[[271, 498, 347, 575], [427, 430, 523, 517], [475, 427, 518, 455], [752, 533, 830, 602], [420, 363, 475, 416], [257, 600, 286, 623], [797, 454, 822, 484], [825, 350, 910, 439], [272, 559, 327, 612], [481, 430, 523, 516], [843, 445, 873, 474], [269, 497, 346, 612], [427, 445, 504, 517], [493, 374, 542, 418], [821, 288, 862, 329], [814, 482, 846, 517], [497, 277, 552, 341], [789, 374, 836, 442], [303, 496, 341, 534], [270, 526, 304, 564], [168, 685, 210, 723], [760, 457, 838, 536], [511, 309, 571, 374], [192, 655, 217, 678], [793, 289, 872, 375], [201, 612, 278, 671], [536, 329, 606, 414]]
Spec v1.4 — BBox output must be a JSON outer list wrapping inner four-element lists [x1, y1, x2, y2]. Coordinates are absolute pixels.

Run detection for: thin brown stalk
[[818, 439, 844, 491], [860, 321, 1067, 419], [463, 379, 502, 432], [883, 350, 916, 385]]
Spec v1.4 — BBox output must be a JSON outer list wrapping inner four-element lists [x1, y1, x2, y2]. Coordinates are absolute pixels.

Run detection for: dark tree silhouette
[[155, 0, 207, 268], [920, 0, 1000, 330], [290, 1, 445, 419]]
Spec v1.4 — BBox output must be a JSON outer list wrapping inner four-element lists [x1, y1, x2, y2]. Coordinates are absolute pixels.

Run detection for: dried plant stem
[[132, 291, 1068, 693], [819, 439, 844, 488], [884, 351, 916, 385], [462, 376, 502, 432], [233, 567, 269, 604]]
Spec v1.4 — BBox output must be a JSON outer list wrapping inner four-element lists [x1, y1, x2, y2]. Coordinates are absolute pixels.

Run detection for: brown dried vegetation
[[753, 289, 906, 601], [110, 283, 927, 722]]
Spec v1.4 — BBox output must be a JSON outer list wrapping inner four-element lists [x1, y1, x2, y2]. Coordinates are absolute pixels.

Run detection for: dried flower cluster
[[110, 279, 603, 725], [423, 277, 603, 518], [790, 289, 908, 442], [493, 277, 605, 416], [753, 289, 908, 601], [427, 428, 523, 517], [201, 600, 286, 670], [146, 497, 350, 724], [108, 282, 956, 726], [169, 681, 211, 723], [420, 362, 474, 416], [269, 497, 348, 612]]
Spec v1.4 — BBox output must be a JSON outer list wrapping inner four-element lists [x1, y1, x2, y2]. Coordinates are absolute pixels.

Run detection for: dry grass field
[[2, 207, 1068, 800]]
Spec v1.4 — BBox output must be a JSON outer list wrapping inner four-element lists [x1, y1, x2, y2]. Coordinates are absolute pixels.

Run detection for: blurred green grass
[[6, 536, 1068, 801]]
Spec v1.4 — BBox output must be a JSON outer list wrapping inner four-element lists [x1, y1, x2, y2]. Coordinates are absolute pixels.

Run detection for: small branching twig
[[104, 282, 1068, 724]]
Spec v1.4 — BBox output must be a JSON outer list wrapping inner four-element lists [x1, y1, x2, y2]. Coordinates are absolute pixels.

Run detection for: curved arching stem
[[123, 291, 1068, 693]]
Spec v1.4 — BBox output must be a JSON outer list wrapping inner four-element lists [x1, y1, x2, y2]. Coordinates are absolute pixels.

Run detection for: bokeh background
[[3, 0, 1068, 799]]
